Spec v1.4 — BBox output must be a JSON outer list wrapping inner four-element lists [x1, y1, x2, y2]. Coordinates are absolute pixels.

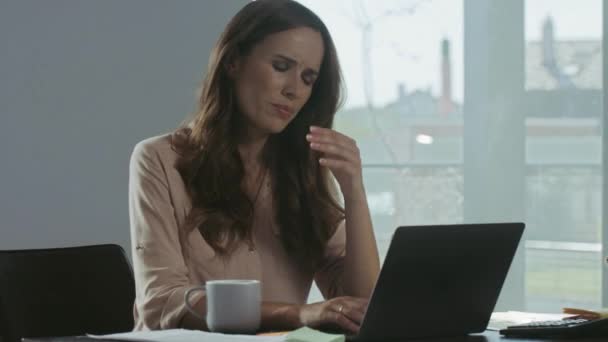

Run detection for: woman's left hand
[[307, 126, 363, 200]]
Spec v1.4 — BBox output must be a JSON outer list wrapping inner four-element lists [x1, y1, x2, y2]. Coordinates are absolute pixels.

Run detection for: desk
[[20, 330, 608, 342]]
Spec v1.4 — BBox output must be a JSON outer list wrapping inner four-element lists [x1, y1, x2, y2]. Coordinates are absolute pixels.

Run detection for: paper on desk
[[488, 311, 575, 331], [87, 329, 285, 342]]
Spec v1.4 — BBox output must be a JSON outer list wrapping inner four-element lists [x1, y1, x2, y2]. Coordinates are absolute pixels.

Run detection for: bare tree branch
[[369, 0, 428, 23], [338, 0, 429, 164]]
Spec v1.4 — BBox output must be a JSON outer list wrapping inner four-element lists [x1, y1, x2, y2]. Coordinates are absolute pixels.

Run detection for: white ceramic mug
[[185, 280, 261, 334]]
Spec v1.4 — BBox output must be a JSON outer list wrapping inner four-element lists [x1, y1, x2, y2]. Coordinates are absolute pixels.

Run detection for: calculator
[[499, 317, 608, 338]]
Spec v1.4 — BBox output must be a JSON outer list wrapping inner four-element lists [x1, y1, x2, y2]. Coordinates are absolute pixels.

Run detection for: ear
[[224, 58, 241, 79]]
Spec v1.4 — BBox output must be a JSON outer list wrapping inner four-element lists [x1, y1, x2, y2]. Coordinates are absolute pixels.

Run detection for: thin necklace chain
[[252, 167, 268, 208], [247, 167, 268, 252]]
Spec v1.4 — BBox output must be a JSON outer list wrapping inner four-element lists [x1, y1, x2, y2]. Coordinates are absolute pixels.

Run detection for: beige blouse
[[128, 134, 346, 330]]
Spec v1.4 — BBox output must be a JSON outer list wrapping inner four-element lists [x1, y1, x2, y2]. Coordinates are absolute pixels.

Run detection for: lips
[[271, 103, 293, 119]]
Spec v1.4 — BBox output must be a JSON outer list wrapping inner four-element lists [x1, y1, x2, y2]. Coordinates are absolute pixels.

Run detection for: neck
[[237, 125, 269, 171], [238, 137, 267, 169], [238, 133, 269, 202]]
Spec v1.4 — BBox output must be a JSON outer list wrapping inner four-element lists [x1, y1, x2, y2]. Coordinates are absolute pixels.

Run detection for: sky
[[297, 0, 603, 109]]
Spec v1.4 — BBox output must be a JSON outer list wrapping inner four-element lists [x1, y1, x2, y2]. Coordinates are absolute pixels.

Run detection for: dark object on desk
[[0, 244, 135, 342], [347, 222, 525, 341], [499, 317, 608, 338]]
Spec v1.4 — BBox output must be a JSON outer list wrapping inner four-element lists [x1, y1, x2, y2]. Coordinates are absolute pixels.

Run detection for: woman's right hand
[[298, 296, 369, 334]]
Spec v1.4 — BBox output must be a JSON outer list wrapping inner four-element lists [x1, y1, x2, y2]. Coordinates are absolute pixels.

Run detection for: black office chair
[[0, 244, 135, 342]]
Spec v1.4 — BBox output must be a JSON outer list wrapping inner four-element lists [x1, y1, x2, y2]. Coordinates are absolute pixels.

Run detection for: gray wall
[[0, 0, 248, 253]]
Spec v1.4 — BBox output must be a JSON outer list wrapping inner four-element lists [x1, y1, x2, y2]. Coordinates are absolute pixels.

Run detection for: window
[[523, 0, 603, 311], [300, 0, 605, 312]]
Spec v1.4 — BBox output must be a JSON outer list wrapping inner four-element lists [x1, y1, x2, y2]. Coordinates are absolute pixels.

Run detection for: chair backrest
[[0, 244, 135, 342]]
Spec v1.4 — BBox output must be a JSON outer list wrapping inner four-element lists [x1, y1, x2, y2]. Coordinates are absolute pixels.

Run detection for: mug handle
[[184, 286, 206, 320]]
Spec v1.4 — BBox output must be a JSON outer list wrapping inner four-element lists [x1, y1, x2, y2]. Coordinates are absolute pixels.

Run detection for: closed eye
[[272, 60, 290, 72], [272, 54, 319, 86], [302, 71, 318, 86]]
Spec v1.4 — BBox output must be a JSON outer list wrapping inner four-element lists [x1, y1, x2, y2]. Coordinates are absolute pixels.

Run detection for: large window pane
[[300, 0, 603, 311], [524, 0, 603, 311], [299, 0, 465, 303]]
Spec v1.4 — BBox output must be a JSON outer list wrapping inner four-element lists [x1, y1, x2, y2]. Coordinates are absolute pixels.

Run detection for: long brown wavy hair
[[172, 0, 345, 271]]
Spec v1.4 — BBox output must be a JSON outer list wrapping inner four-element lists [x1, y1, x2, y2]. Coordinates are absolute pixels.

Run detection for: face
[[230, 27, 324, 138]]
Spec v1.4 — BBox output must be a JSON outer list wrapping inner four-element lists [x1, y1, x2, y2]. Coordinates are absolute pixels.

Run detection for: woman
[[129, 0, 380, 334]]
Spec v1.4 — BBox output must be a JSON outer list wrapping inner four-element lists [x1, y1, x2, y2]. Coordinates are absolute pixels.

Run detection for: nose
[[281, 70, 302, 101]]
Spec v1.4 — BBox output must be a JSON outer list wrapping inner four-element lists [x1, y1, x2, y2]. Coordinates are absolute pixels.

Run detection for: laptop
[[347, 222, 525, 341]]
